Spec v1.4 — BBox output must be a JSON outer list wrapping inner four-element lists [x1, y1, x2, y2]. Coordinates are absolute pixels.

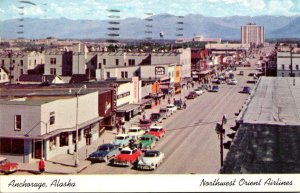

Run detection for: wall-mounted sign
[[117, 91, 130, 99], [155, 67, 165, 75]]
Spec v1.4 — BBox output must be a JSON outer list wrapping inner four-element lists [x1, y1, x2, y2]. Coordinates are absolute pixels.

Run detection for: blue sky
[[0, 0, 300, 20]]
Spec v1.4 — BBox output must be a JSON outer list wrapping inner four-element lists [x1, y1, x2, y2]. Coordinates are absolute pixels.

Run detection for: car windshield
[[129, 129, 138, 132], [121, 150, 132, 154], [115, 136, 124, 140], [151, 114, 160, 118], [98, 146, 110, 151], [213, 86, 218, 89], [150, 128, 160, 132], [144, 152, 158, 157], [160, 109, 167, 113], [141, 137, 150, 141], [167, 105, 173, 108], [140, 120, 150, 124]]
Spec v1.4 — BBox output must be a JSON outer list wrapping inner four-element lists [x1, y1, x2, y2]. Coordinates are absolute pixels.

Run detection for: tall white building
[[241, 23, 264, 45]]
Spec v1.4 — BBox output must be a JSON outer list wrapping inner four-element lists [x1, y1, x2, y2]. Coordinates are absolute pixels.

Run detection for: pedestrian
[[116, 122, 120, 134], [122, 125, 126, 134], [142, 113, 146, 120], [183, 101, 187, 109], [168, 97, 171, 104], [38, 158, 45, 173]]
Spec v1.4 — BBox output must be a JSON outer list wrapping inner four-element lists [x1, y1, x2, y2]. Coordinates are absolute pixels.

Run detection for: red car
[[139, 119, 153, 131], [114, 147, 142, 166], [0, 157, 18, 174], [147, 126, 166, 140]]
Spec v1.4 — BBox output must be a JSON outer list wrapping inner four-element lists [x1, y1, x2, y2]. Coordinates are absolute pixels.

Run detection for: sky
[[0, 0, 300, 21]]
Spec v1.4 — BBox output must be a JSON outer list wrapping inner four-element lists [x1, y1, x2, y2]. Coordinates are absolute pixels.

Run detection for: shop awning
[[116, 104, 141, 113], [140, 98, 152, 105]]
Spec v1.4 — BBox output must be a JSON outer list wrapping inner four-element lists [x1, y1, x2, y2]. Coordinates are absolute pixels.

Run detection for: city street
[[81, 65, 259, 174]]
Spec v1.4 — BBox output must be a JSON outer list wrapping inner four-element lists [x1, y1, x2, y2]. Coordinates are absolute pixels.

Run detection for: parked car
[[211, 78, 220, 84], [228, 79, 238, 85], [127, 127, 145, 140], [137, 150, 165, 170], [174, 100, 184, 110], [150, 112, 163, 123], [139, 134, 157, 151], [166, 104, 177, 114], [242, 86, 251, 94], [0, 157, 18, 174], [194, 88, 204, 96], [112, 134, 131, 148], [113, 147, 142, 166], [159, 108, 171, 119], [88, 143, 119, 163], [186, 91, 198, 99], [147, 126, 166, 140], [139, 119, 153, 131], [209, 85, 219, 92]]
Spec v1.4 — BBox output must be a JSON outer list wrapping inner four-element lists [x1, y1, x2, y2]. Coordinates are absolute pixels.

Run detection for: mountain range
[[1, 14, 299, 40]]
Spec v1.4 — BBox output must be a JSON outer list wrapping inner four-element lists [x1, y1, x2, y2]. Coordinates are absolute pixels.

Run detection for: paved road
[[81, 64, 259, 174]]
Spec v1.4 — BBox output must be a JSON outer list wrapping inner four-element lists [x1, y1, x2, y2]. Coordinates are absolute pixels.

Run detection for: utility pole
[[290, 45, 294, 77], [9, 50, 13, 84], [215, 114, 227, 167]]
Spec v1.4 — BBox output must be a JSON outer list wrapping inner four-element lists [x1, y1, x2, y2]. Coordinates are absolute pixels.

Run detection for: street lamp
[[215, 114, 227, 167], [75, 84, 87, 167], [290, 45, 294, 77]]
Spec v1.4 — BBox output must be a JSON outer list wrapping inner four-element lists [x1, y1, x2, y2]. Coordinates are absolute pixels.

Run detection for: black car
[[150, 113, 163, 123], [186, 91, 198, 99], [174, 99, 184, 109]]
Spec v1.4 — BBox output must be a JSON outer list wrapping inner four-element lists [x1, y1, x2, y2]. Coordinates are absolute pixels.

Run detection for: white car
[[137, 150, 165, 170], [127, 127, 145, 140], [228, 79, 238, 85], [194, 88, 204, 96], [166, 104, 177, 114]]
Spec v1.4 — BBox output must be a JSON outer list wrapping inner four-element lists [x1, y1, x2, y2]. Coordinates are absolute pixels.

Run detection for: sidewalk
[[17, 84, 198, 175]]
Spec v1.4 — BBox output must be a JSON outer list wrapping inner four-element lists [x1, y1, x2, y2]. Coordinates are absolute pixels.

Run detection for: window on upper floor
[[128, 59, 135, 66], [50, 68, 56, 75], [107, 72, 110, 78], [121, 71, 125, 78], [50, 112, 55, 125], [289, 64, 292, 70], [15, 115, 21, 131], [296, 65, 299, 70], [116, 59, 119, 66], [50, 58, 56, 64], [20, 69, 23, 75], [125, 71, 128, 78], [98, 63, 102, 69], [34, 59, 36, 65], [282, 64, 285, 70], [1, 59, 4, 66], [20, 60, 23, 66], [103, 59, 106, 65]]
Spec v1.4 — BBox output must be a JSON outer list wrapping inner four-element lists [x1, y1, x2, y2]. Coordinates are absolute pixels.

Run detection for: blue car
[[242, 86, 251, 94], [88, 143, 119, 163]]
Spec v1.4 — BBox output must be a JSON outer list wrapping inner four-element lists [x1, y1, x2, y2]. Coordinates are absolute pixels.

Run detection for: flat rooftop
[[240, 77, 300, 125], [222, 77, 300, 174]]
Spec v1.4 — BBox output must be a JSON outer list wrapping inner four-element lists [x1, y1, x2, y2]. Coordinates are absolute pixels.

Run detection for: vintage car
[[139, 134, 157, 151], [174, 100, 184, 110], [147, 126, 166, 140], [166, 104, 177, 114], [113, 147, 142, 166], [186, 91, 198, 99], [159, 108, 171, 119], [137, 150, 165, 170], [150, 113, 163, 123], [0, 157, 18, 174], [127, 127, 145, 140], [209, 85, 219, 92], [139, 119, 153, 131], [242, 86, 251, 94], [194, 88, 204, 96], [227, 79, 238, 85], [112, 134, 131, 148], [88, 143, 119, 163]]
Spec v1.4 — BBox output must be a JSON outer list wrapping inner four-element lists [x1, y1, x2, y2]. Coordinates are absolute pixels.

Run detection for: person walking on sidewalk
[[116, 122, 120, 134], [122, 125, 126, 134], [39, 158, 45, 173]]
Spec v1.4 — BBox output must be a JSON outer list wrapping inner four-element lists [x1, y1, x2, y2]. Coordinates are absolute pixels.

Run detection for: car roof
[[129, 126, 141, 130], [121, 147, 133, 151], [101, 143, 115, 148], [145, 150, 160, 154], [150, 125, 163, 129], [0, 157, 7, 161], [115, 134, 129, 137]]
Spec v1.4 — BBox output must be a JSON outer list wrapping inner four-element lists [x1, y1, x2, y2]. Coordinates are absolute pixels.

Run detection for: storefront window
[[0, 138, 24, 154], [49, 136, 57, 150], [59, 132, 68, 147]]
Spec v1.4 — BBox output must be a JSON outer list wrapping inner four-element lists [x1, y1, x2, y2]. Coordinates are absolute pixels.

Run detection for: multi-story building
[[0, 91, 100, 163], [44, 51, 72, 76], [277, 51, 300, 77], [0, 51, 44, 83], [0, 67, 9, 83], [241, 23, 264, 46]]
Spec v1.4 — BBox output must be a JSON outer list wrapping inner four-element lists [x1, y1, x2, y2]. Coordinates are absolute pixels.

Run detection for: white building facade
[[0, 91, 101, 163], [277, 51, 300, 77], [241, 23, 264, 45]]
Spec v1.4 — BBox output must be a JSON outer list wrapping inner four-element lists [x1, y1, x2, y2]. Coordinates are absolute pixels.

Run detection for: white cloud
[[267, 0, 294, 15]]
